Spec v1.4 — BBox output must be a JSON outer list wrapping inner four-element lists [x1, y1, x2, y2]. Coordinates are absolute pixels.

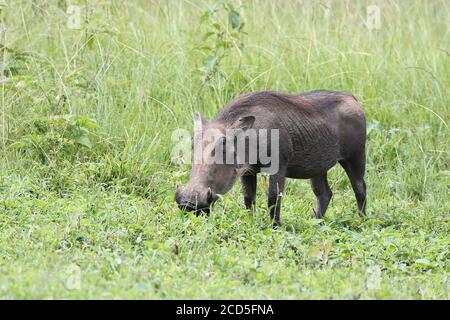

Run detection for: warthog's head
[[175, 112, 255, 214]]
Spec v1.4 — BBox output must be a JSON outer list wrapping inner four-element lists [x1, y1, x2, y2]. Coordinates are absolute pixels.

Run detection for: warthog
[[175, 90, 367, 226]]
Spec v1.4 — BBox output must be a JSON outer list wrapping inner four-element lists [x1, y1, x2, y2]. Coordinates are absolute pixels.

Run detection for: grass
[[0, 0, 449, 299]]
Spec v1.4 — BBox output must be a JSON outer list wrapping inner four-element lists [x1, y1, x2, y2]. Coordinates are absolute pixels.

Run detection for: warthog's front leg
[[268, 172, 286, 227], [241, 174, 257, 210]]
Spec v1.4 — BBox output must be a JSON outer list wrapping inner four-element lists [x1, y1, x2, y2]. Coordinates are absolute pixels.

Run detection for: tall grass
[[0, 0, 448, 298]]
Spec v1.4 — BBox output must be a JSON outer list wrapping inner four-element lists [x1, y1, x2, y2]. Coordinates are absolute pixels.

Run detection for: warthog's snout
[[175, 186, 216, 215]]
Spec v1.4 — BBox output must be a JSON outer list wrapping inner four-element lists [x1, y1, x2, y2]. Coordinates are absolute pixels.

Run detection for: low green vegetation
[[0, 0, 448, 299]]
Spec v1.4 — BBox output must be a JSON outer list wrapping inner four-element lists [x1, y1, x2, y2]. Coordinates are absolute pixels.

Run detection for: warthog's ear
[[235, 115, 255, 131], [194, 112, 207, 133]]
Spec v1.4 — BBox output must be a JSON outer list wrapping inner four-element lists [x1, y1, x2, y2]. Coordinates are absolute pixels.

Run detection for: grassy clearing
[[0, 0, 449, 299]]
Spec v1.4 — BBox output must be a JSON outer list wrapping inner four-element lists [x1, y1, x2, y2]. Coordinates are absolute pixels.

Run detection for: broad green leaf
[[75, 135, 92, 148], [414, 258, 431, 266], [202, 31, 215, 41], [323, 240, 332, 255], [229, 10, 240, 29], [200, 11, 210, 23], [204, 54, 216, 71]]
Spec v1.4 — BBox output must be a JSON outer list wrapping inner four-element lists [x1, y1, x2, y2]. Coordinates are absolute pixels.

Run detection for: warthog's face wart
[[175, 112, 255, 214]]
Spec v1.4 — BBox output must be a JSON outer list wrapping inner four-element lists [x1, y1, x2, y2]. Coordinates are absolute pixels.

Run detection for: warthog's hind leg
[[339, 151, 367, 216]]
